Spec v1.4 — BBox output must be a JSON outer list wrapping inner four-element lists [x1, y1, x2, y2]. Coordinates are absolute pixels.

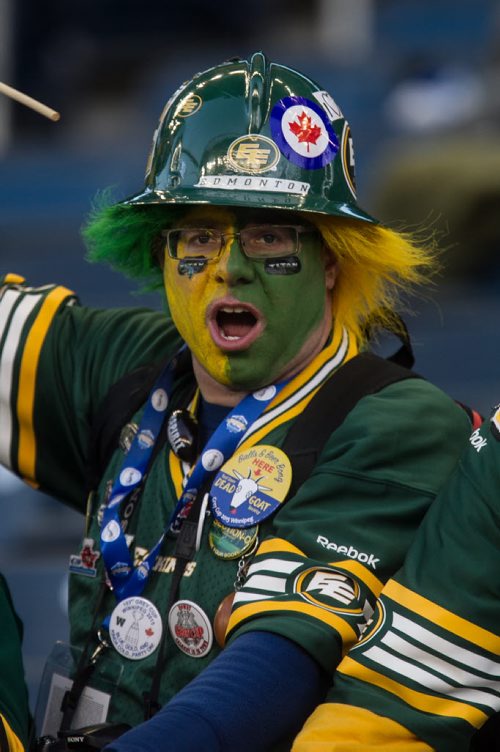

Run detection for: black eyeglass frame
[[160, 225, 319, 262]]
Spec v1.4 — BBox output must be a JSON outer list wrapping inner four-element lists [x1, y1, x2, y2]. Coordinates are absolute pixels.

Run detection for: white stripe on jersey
[[234, 558, 302, 603], [364, 644, 500, 713], [244, 574, 288, 593], [0, 291, 42, 467], [247, 558, 303, 576], [381, 630, 500, 696], [393, 612, 500, 677], [233, 591, 273, 604]]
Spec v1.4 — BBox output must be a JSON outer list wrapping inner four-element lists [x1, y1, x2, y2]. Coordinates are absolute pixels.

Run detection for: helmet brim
[[120, 187, 378, 225]]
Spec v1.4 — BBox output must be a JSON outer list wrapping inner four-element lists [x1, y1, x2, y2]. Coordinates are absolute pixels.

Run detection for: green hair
[[83, 196, 171, 290]]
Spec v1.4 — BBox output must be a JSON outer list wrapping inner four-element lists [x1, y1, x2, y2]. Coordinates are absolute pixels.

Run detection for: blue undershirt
[[197, 397, 232, 447], [105, 631, 328, 752]]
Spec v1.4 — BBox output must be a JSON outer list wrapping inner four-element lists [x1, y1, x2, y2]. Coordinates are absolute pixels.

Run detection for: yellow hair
[[311, 216, 437, 346]]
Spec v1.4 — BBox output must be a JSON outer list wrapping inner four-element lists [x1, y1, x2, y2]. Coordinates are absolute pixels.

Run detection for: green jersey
[[312, 418, 500, 752], [0, 574, 30, 750], [0, 274, 472, 733]]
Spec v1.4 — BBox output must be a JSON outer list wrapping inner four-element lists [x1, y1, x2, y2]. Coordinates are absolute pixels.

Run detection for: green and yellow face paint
[[163, 207, 335, 390]]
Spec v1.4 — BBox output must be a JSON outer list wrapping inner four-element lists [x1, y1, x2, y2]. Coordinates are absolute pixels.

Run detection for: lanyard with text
[[100, 355, 287, 603]]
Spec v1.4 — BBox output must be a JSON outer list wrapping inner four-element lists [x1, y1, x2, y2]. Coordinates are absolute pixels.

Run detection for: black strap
[[283, 352, 420, 497], [143, 486, 209, 720], [85, 348, 192, 494], [85, 361, 164, 493]]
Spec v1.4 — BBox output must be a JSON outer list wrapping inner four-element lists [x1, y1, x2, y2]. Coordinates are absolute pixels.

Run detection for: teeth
[[221, 333, 240, 341], [220, 306, 246, 313]]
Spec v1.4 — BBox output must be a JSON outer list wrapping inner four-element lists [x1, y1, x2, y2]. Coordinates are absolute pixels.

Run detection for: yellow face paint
[[163, 207, 334, 391], [163, 207, 233, 385]]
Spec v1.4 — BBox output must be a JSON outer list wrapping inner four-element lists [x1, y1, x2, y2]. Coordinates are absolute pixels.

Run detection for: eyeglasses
[[161, 225, 318, 261]]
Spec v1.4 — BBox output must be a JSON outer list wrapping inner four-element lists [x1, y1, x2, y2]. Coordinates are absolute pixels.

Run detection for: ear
[[324, 249, 338, 291]]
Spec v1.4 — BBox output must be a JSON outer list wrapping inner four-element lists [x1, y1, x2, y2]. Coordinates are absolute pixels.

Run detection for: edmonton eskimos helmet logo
[[176, 94, 202, 117], [227, 135, 280, 174]]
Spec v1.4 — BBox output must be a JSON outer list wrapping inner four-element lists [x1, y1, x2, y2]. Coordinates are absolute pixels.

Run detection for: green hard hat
[[123, 52, 376, 223]]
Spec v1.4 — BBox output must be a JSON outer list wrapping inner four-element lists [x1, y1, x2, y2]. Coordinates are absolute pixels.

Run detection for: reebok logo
[[469, 427, 487, 452], [316, 536, 380, 569]]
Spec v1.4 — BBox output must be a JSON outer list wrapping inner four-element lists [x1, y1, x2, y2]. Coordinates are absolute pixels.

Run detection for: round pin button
[[209, 519, 258, 560], [209, 445, 292, 528], [109, 596, 163, 660], [168, 600, 213, 658]]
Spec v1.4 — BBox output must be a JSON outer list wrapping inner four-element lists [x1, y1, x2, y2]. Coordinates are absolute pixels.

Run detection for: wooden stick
[[0, 81, 60, 121]]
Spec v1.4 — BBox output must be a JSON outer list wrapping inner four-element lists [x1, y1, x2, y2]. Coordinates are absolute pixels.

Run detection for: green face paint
[[223, 228, 331, 388], [163, 207, 334, 391]]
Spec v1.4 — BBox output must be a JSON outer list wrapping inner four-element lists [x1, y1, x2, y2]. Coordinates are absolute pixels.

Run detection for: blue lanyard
[[100, 353, 287, 602]]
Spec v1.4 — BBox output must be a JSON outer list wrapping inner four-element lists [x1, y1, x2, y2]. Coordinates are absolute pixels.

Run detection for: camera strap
[[143, 485, 209, 719]]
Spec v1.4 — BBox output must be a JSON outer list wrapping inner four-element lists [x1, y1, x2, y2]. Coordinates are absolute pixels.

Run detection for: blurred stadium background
[[1, 0, 500, 708]]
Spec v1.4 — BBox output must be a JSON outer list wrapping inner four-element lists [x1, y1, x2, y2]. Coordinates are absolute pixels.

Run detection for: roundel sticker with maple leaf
[[270, 96, 339, 170]]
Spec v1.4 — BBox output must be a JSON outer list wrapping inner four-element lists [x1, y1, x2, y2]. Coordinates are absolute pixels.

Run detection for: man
[[293, 414, 500, 752], [0, 53, 473, 751]]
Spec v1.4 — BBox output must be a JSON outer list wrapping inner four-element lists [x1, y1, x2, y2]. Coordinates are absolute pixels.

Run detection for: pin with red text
[[168, 600, 213, 658]]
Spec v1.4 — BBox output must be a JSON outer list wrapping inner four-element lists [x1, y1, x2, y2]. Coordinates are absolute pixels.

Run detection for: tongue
[[218, 311, 256, 339]]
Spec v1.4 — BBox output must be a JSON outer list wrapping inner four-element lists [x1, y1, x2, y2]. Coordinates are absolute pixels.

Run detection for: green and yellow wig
[[83, 201, 436, 347]]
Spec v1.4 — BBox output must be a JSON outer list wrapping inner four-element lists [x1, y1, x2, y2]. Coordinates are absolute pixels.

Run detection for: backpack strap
[[283, 352, 420, 497]]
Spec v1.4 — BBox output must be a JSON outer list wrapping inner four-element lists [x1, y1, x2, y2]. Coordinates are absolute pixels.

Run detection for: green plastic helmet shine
[[123, 52, 376, 223]]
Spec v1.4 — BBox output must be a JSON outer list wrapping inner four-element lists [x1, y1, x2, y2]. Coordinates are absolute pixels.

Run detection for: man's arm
[[105, 632, 328, 752], [293, 418, 500, 752]]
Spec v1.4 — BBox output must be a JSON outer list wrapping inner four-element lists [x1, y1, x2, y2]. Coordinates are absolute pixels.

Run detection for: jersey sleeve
[[225, 378, 473, 674], [293, 418, 500, 752], [0, 274, 179, 510]]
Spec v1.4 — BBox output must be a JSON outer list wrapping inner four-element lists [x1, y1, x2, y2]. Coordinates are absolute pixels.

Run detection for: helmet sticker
[[176, 93, 202, 117], [270, 96, 339, 170], [195, 175, 310, 195], [341, 122, 357, 198], [227, 135, 280, 174], [312, 91, 343, 122]]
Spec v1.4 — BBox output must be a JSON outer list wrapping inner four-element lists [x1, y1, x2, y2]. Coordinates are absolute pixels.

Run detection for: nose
[[213, 234, 256, 285]]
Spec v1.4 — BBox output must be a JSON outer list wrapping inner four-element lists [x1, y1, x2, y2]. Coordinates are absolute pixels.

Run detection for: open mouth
[[208, 300, 264, 351]]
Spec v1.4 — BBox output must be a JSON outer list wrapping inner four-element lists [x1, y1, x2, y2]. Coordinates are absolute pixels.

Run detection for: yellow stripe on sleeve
[[385, 580, 500, 656], [3, 274, 26, 285], [332, 559, 384, 598], [226, 598, 358, 650], [256, 536, 305, 558], [16, 285, 75, 484], [292, 702, 434, 752], [0, 713, 25, 751], [337, 656, 489, 728]]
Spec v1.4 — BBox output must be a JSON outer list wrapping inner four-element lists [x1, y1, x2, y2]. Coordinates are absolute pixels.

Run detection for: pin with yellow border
[[209, 445, 292, 529]]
